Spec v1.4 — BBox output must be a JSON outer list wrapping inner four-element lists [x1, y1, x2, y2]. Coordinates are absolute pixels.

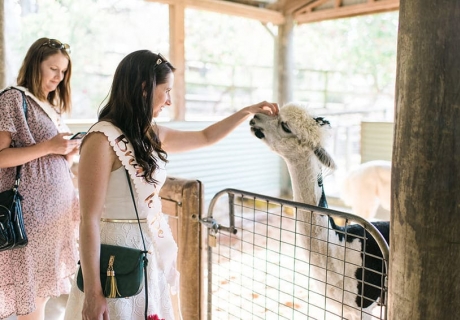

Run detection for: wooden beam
[[294, 0, 399, 24], [265, 0, 285, 11], [169, 1, 186, 120], [284, 0, 315, 14], [300, 0, 331, 13], [146, 0, 285, 24], [186, 0, 284, 24]]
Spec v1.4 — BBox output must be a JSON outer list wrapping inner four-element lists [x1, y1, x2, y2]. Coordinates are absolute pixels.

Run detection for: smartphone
[[70, 132, 87, 140]]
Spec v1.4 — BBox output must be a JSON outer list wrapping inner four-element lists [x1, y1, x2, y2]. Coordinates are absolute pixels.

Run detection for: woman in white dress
[[64, 50, 278, 320]]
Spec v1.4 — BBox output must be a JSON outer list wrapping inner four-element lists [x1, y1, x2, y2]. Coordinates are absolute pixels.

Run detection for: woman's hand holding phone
[[70, 132, 87, 140]]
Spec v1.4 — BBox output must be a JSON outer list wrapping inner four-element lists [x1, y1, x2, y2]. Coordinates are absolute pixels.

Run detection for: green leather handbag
[[76, 243, 147, 298]]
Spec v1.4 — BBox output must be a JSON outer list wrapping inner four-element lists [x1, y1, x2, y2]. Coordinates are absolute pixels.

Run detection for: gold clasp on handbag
[[107, 256, 115, 276], [105, 255, 121, 298]]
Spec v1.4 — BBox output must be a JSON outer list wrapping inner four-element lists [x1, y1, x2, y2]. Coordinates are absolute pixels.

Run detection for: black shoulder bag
[[76, 170, 149, 319], [0, 89, 29, 251]]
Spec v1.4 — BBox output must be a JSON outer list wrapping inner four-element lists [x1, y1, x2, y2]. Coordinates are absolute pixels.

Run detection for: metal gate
[[203, 189, 389, 320]]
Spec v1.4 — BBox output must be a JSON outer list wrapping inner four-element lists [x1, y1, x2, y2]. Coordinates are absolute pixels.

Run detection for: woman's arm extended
[[158, 101, 278, 154]]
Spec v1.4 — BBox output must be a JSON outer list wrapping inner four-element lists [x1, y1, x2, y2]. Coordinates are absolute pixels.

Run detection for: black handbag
[[0, 89, 28, 251], [76, 170, 149, 319], [0, 167, 28, 251]]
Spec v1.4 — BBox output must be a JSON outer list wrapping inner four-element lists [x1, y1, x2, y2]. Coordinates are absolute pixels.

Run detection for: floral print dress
[[0, 89, 79, 317]]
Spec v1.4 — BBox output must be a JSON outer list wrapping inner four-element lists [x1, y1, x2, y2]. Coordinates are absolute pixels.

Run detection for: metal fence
[[203, 189, 389, 320]]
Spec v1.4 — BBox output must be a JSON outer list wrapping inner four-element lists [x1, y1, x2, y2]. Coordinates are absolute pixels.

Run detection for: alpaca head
[[249, 102, 336, 170]]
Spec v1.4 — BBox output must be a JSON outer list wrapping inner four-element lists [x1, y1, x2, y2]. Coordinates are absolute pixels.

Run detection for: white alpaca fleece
[[281, 102, 324, 149], [249, 102, 389, 320], [250, 102, 336, 169], [249, 102, 337, 205]]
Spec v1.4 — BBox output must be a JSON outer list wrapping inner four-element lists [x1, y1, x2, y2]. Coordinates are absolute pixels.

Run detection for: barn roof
[[148, 0, 399, 25]]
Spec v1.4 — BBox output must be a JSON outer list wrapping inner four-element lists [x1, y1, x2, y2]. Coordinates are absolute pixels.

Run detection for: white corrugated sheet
[[360, 121, 394, 163]]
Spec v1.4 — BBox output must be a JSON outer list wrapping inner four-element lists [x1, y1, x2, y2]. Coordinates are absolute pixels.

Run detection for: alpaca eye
[[281, 121, 292, 133]]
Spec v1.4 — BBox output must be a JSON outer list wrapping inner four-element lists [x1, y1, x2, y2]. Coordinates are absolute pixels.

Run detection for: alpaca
[[340, 160, 391, 220], [249, 102, 389, 320]]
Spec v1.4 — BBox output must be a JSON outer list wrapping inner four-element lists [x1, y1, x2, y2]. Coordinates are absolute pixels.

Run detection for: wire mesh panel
[[204, 189, 389, 320]]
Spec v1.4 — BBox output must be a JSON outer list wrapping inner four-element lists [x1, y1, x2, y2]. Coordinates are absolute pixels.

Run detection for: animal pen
[[161, 178, 389, 320]]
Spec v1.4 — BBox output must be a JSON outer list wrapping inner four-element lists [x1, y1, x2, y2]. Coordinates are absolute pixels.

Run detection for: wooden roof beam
[[284, 0, 316, 14], [146, 0, 285, 24], [294, 0, 399, 24], [297, 0, 330, 14]]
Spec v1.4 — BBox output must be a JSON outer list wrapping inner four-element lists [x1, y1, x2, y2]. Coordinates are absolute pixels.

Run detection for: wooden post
[[276, 14, 294, 106], [277, 14, 295, 197], [169, 1, 186, 120], [389, 1, 460, 319], [160, 177, 203, 319]]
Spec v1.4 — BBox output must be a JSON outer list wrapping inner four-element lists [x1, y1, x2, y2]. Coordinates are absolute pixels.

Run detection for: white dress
[[64, 165, 175, 320]]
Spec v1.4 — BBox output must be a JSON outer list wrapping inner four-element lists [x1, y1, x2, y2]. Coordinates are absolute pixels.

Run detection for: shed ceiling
[[155, 0, 399, 24]]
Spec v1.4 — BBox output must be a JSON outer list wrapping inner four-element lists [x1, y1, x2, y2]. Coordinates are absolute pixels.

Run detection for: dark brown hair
[[16, 37, 72, 113], [99, 50, 175, 184]]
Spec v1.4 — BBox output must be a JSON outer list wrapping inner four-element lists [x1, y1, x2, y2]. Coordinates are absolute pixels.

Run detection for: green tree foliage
[[7, 0, 169, 118], [185, 9, 275, 67], [295, 12, 398, 97]]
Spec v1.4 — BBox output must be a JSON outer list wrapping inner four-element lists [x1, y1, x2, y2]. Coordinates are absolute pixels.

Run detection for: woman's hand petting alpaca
[[243, 101, 279, 117]]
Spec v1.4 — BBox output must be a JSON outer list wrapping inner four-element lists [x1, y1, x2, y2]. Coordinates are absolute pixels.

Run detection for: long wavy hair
[[16, 37, 72, 113], [98, 50, 174, 184]]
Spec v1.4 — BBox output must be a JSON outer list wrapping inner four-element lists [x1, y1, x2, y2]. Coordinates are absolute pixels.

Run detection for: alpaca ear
[[314, 147, 337, 170]]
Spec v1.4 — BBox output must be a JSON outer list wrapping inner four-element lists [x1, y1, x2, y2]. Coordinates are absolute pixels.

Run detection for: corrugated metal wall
[[360, 121, 394, 163], [67, 120, 283, 205]]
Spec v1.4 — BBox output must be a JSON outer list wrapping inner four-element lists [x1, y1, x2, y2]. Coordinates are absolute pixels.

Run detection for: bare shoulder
[[81, 131, 111, 150], [80, 131, 119, 169]]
